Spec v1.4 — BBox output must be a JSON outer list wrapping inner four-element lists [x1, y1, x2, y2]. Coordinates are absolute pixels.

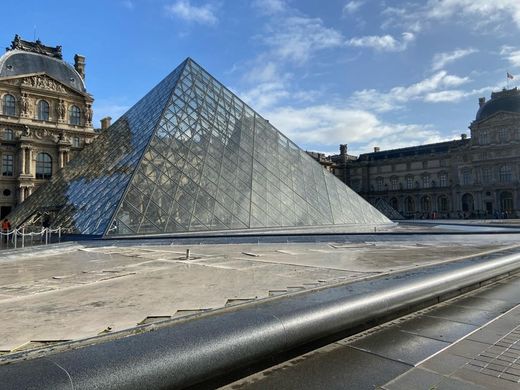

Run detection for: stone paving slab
[[223, 274, 520, 389], [0, 238, 512, 353], [384, 306, 520, 390]]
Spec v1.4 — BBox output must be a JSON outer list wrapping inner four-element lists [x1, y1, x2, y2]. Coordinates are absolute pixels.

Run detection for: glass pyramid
[[9, 58, 389, 236]]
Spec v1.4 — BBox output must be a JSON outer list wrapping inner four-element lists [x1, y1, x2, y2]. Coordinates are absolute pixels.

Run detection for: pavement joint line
[[412, 302, 520, 368]]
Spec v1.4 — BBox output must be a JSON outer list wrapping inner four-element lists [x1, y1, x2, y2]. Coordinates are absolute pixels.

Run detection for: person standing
[[1, 218, 11, 245]]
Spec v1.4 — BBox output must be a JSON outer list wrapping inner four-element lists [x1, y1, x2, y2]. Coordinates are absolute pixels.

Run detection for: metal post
[[186, 249, 190, 260], [58, 227, 61, 243], [13, 229, 17, 249], [22, 227, 25, 248], [45, 228, 48, 245]]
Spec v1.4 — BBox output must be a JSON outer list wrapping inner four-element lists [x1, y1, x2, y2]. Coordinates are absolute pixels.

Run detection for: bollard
[[22, 227, 25, 248], [13, 229, 17, 249], [186, 249, 190, 260]]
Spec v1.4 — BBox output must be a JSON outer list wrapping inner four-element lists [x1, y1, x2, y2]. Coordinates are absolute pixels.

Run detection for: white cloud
[[346, 32, 415, 52], [343, 1, 364, 15], [424, 0, 520, 28], [384, 1, 520, 33], [240, 82, 290, 112], [432, 48, 478, 71], [164, 0, 218, 25], [501, 46, 520, 68], [263, 16, 344, 64], [350, 71, 471, 111], [263, 104, 444, 154], [253, 0, 286, 15], [424, 90, 466, 103]]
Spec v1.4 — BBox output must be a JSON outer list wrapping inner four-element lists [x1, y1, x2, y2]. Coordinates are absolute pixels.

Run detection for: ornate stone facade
[[321, 88, 520, 219], [0, 35, 97, 219]]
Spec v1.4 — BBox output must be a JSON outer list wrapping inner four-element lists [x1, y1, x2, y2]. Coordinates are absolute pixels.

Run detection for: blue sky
[[3, 0, 520, 155]]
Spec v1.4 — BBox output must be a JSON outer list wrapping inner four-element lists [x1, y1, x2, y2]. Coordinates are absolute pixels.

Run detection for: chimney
[[74, 54, 86, 79], [100, 117, 112, 130], [478, 97, 486, 107], [374, 146, 380, 152], [339, 144, 348, 156], [461, 133, 467, 140]]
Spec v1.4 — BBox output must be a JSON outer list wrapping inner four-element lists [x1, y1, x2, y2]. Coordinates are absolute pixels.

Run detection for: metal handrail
[[0, 227, 62, 250]]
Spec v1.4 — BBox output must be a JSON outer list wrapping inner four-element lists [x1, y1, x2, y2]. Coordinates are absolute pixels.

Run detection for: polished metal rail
[[2, 247, 520, 389]]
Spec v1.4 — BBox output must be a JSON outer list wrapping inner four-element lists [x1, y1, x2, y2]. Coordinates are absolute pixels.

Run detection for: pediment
[[0, 73, 88, 98]]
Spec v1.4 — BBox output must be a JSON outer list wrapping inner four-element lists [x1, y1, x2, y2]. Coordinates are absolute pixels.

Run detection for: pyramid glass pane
[[9, 58, 389, 236]]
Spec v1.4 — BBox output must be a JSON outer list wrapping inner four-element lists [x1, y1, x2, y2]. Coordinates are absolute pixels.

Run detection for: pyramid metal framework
[[10, 58, 389, 236]]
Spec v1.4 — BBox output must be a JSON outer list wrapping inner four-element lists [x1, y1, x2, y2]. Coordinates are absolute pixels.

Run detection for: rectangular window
[[406, 177, 413, 189], [499, 129, 508, 142], [391, 178, 398, 190], [73, 137, 80, 148], [482, 168, 492, 183], [2, 154, 13, 176], [462, 170, 472, 185], [422, 176, 430, 188], [439, 174, 447, 187], [376, 178, 384, 192]]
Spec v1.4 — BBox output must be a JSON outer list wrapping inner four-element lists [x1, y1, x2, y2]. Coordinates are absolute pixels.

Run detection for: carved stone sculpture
[[57, 99, 66, 120]]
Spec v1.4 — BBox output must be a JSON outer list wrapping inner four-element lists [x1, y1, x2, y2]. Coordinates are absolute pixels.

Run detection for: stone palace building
[[321, 88, 520, 219], [0, 35, 99, 219]]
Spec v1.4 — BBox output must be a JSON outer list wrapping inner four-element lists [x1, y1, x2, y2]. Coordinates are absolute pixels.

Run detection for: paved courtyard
[[1, 230, 519, 353]]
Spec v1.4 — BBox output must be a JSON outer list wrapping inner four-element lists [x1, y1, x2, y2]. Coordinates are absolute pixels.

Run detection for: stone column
[[18, 185, 25, 203], [19, 148, 25, 175], [59, 151, 64, 169], [24, 147, 33, 176]]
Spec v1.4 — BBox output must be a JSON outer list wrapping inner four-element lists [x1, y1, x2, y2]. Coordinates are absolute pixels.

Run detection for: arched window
[[499, 165, 512, 183], [405, 196, 415, 214], [36, 153, 52, 179], [437, 196, 449, 213], [69, 105, 81, 125], [461, 193, 474, 213], [3, 94, 15, 116], [37, 100, 49, 121], [421, 196, 431, 212], [500, 191, 513, 213]]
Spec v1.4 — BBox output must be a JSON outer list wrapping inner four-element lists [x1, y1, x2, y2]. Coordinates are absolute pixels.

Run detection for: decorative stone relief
[[22, 75, 66, 93]]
